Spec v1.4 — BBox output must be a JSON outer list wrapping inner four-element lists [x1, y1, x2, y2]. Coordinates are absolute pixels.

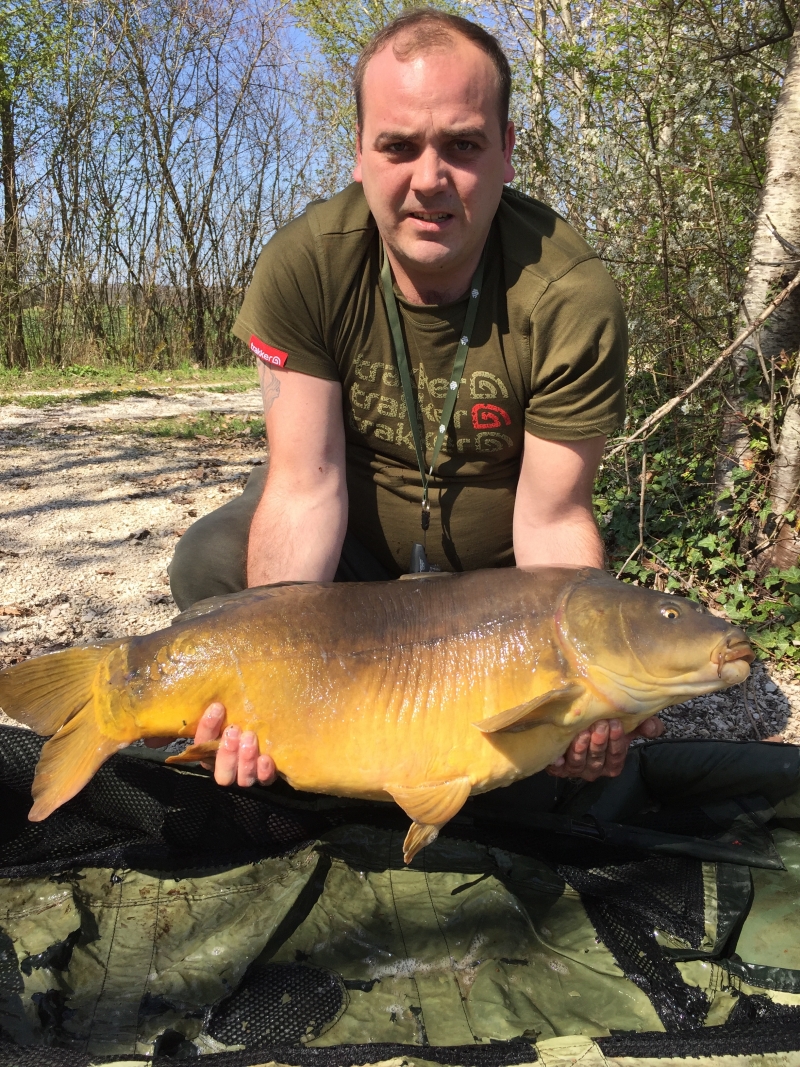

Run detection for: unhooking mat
[[2, 727, 800, 1065]]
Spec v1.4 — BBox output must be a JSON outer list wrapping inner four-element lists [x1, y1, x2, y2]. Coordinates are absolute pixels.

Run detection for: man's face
[[353, 36, 515, 288]]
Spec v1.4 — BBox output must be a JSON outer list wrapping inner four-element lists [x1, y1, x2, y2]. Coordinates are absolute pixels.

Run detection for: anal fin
[[164, 740, 220, 765], [388, 778, 471, 865], [473, 684, 586, 734]]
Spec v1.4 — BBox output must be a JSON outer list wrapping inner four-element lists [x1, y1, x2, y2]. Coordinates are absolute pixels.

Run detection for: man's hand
[[195, 703, 276, 787], [145, 703, 276, 788], [546, 716, 665, 780]]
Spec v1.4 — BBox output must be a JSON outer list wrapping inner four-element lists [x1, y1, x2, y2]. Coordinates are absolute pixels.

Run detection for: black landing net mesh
[[557, 856, 709, 1032]]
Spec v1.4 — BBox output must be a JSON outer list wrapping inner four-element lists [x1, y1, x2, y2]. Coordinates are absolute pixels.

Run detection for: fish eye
[[660, 605, 680, 620]]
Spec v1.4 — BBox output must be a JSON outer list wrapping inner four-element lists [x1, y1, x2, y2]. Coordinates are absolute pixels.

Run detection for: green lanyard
[[380, 242, 485, 532]]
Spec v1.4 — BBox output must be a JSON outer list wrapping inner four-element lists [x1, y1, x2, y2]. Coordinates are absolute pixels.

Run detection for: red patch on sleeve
[[249, 335, 288, 368]]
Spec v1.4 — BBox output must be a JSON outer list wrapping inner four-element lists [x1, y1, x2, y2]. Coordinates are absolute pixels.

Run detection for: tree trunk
[[716, 28, 800, 533], [0, 61, 28, 369], [749, 27, 800, 572]]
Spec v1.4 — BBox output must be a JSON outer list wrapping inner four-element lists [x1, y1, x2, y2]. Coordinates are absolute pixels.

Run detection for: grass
[[0, 381, 258, 409], [111, 410, 266, 440], [0, 362, 258, 396]]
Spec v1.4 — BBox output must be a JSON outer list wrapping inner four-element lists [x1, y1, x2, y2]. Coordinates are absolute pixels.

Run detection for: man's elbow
[[265, 457, 347, 506]]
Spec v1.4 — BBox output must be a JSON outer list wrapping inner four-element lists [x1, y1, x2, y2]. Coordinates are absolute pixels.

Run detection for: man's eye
[[386, 142, 412, 154], [454, 140, 476, 151]]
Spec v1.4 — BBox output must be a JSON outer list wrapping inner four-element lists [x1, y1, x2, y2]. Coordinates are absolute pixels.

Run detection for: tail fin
[[0, 645, 127, 821], [0, 645, 111, 734]]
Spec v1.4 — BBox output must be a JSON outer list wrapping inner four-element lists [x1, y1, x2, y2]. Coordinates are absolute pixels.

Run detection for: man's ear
[[503, 121, 516, 184], [353, 127, 363, 183]]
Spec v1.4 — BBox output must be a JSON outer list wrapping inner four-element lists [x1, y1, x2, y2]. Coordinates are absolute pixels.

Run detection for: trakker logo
[[249, 335, 288, 368]]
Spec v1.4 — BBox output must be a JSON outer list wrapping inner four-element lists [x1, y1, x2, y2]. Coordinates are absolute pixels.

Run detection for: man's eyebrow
[[372, 126, 490, 149], [440, 126, 489, 141], [373, 131, 416, 148]]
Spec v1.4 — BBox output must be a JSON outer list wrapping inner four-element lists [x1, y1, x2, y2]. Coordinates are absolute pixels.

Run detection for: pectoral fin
[[165, 740, 220, 764], [473, 684, 586, 734], [387, 778, 472, 865]]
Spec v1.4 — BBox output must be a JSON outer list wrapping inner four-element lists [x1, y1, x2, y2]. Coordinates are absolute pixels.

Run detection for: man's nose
[[410, 146, 449, 197]]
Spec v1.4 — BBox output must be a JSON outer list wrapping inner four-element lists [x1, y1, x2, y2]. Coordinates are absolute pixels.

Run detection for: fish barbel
[[0, 567, 753, 862]]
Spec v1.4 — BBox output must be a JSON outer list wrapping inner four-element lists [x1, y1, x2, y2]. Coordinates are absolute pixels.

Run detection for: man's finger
[[195, 702, 226, 744], [257, 754, 277, 786], [599, 719, 629, 778], [631, 716, 664, 740], [214, 725, 240, 787], [237, 731, 260, 788], [546, 729, 591, 777], [562, 729, 591, 774], [607, 719, 627, 754], [587, 720, 609, 764]]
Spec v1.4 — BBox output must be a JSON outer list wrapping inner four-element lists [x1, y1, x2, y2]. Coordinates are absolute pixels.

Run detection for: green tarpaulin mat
[[1, 727, 800, 1066]]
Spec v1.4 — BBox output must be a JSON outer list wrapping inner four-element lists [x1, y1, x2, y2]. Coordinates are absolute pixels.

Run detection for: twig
[[741, 678, 763, 740], [764, 213, 800, 258], [768, 347, 778, 454], [608, 269, 800, 457], [616, 451, 647, 579], [645, 550, 694, 592]]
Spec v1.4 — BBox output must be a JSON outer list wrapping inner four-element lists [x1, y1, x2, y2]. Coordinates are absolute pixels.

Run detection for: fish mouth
[[712, 634, 754, 684]]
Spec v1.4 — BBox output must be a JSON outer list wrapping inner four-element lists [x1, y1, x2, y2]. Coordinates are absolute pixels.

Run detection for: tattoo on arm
[[261, 367, 281, 415]]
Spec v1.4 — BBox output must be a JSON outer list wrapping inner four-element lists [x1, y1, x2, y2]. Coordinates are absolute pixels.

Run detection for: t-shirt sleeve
[[525, 256, 627, 440], [232, 218, 340, 382]]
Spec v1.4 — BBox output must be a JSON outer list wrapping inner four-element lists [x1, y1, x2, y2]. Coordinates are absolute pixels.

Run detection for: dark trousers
[[168, 463, 393, 611]]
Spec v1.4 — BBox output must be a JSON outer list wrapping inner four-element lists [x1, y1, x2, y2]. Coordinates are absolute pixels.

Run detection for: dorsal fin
[[171, 582, 314, 625], [397, 572, 454, 582], [473, 684, 585, 734]]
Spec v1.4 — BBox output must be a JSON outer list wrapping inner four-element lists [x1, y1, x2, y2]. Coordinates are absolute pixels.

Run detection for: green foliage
[[597, 412, 800, 667]]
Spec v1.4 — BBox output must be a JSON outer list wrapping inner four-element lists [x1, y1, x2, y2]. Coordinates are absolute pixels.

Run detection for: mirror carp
[[0, 566, 753, 863]]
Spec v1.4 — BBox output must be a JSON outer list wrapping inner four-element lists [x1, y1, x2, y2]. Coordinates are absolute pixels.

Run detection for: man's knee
[[168, 464, 267, 610], [168, 516, 248, 611]]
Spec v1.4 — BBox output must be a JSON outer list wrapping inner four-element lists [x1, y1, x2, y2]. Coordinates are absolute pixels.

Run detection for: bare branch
[[608, 269, 800, 458]]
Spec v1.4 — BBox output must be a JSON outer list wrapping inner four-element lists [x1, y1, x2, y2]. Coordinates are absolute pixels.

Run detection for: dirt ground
[[1, 384, 799, 744]]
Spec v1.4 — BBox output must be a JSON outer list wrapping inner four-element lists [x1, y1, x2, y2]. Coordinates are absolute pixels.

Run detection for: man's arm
[[513, 432, 606, 568], [514, 431, 664, 779], [247, 362, 347, 585]]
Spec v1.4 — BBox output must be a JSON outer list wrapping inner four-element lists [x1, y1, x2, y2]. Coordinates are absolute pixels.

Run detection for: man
[[165, 9, 663, 787]]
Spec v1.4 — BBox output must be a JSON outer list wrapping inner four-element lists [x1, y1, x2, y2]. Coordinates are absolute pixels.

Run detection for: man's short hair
[[354, 8, 512, 135]]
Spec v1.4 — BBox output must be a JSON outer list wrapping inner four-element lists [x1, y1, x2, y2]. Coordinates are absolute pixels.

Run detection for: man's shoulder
[[305, 182, 374, 238], [263, 184, 375, 289], [498, 186, 598, 289]]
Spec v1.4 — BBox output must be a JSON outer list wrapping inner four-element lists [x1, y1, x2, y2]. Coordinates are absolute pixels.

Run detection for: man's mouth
[[408, 212, 452, 221]]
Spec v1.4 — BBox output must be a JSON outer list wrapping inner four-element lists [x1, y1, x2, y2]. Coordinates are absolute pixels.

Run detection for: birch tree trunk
[[748, 27, 800, 572], [715, 27, 800, 521], [526, 0, 548, 177]]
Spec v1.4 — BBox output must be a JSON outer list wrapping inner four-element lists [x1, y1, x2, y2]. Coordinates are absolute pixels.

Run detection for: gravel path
[[1, 386, 798, 743]]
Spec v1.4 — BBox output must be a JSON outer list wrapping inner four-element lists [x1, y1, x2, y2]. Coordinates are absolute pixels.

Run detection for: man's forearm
[[513, 434, 607, 569], [247, 477, 347, 586], [513, 508, 605, 569]]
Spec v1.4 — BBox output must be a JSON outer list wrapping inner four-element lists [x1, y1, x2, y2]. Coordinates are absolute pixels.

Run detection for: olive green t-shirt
[[233, 183, 626, 577]]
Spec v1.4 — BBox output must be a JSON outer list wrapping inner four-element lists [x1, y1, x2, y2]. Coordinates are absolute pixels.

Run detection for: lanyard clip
[[421, 501, 431, 531]]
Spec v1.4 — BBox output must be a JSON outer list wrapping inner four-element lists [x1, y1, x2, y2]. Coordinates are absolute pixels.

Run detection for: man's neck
[[385, 245, 482, 306]]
